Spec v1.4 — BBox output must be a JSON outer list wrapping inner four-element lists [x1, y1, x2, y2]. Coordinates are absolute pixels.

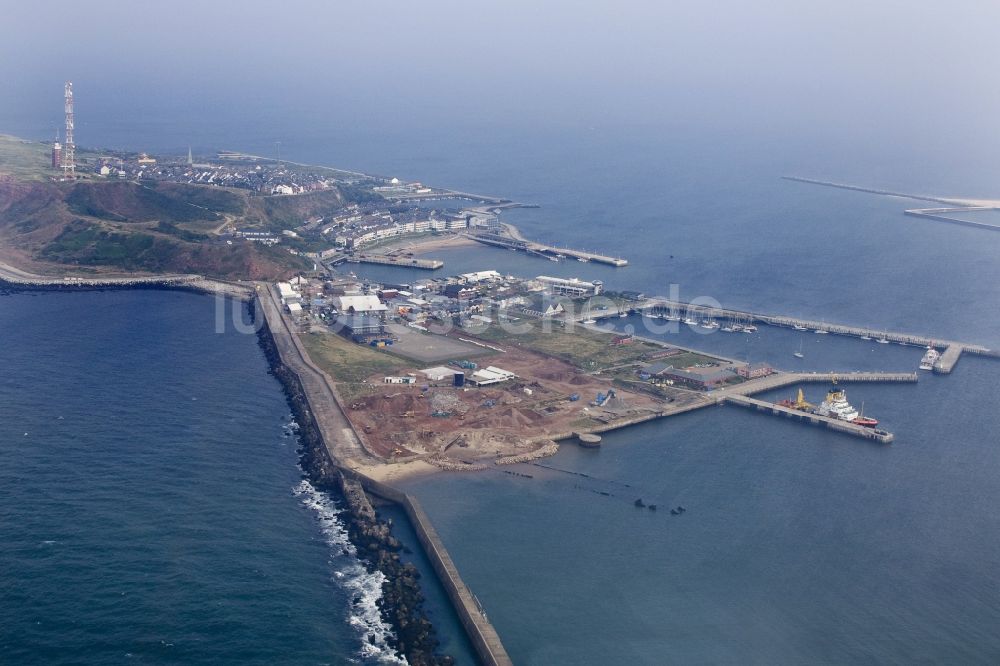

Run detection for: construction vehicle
[[569, 393, 580, 402], [593, 389, 617, 407], [777, 387, 814, 411]]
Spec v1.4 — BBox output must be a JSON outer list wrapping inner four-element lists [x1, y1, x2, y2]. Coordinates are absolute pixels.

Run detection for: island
[[5, 130, 1000, 666]]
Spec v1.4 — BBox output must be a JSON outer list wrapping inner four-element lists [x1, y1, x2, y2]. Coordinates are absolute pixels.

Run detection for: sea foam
[[293, 479, 407, 665]]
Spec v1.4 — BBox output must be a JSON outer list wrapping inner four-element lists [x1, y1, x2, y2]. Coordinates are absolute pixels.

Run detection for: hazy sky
[[2, 1, 999, 151]]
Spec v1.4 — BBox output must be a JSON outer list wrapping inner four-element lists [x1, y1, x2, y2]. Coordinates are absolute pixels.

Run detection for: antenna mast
[[63, 81, 75, 179]]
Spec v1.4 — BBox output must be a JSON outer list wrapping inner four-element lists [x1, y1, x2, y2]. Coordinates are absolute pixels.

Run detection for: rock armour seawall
[[253, 293, 513, 666], [252, 296, 455, 665]]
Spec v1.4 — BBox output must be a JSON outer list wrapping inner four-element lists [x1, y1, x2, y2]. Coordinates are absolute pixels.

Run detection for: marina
[[634, 298, 999, 374]]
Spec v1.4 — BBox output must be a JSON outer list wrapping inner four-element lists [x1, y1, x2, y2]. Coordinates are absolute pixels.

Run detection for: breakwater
[[635, 297, 1000, 374], [903, 207, 1000, 232], [254, 288, 513, 666], [0, 262, 252, 300], [253, 296, 453, 664], [781, 176, 959, 204], [725, 394, 895, 444], [783, 176, 1000, 233]]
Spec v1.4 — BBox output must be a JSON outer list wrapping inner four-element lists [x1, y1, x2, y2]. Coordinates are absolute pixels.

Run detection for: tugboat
[[852, 401, 879, 428], [919, 345, 940, 371]]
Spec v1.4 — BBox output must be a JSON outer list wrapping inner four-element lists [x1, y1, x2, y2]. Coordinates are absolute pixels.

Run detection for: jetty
[[0, 260, 253, 300], [724, 394, 894, 444], [256, 283, 513, 666], [634, 298, 999, 374], [723, 371, 918, 396], [783, 175, 1000, 232], [781, 176, 965, 205], [903, 207, 1000, 232], [348, 253, 443, 270], [468, 231, 628, 267], [713, 372, 915, 444]]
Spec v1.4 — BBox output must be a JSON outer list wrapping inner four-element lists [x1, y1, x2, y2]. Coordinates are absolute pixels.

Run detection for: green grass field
[[0, 134, 102, 182], [474, 319, 720, 373], [300, 330, 410, 386]]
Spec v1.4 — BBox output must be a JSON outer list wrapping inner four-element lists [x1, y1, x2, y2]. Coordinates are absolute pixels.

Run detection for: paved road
[[256, 283, 382, 469]]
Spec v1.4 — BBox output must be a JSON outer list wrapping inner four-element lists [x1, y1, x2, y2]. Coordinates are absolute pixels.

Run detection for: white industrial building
[[420, 366, 458, 382], [536, 275, 603, 298], [334, 294, 387, 314], [468, 366, 517, 386], [276, 282, 301, 304], [460, 270, 502, 284]]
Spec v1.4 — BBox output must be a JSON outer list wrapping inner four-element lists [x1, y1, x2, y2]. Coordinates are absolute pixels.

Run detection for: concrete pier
[[725, 394, 895, 444], [636, 298, 997, 374], [467, 231, 628, 267], [722, 371, 919, 397], [349, 254, 444, 270], [904, 207, 1000, 232]]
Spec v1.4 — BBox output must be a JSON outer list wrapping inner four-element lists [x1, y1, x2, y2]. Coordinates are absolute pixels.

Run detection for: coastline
[[0, 273, 455, 662], [253, 286, 514, 666], [0, 259, 253, 301]]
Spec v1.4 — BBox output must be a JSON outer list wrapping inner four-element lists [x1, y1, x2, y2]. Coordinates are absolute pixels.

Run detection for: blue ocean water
[[3, 111, 1000, 664], [333, 125, 1000, 663], [0, 290, 422, 664]]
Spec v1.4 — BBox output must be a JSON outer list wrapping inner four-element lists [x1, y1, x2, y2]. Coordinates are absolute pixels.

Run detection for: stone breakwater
[[495, 441, 559, 465], [0, 261, 253, 300], [427, 440, 560, 471], [252, 297, 453, 665], [428, 459, 490, 472]]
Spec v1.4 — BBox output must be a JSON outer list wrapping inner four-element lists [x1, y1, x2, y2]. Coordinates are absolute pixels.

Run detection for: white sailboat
[[793, 340, 804, 359]]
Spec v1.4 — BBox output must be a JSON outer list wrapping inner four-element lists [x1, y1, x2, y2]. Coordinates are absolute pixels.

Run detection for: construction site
[[338, 338, 669, 468]]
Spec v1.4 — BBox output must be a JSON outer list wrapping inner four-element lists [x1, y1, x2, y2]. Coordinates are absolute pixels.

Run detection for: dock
[[635, 298, 999, 374], [467, 231, 628, 267], [348, 254, 443, 270], [722, 371, 919, 397], [724, 394, 894, 444]]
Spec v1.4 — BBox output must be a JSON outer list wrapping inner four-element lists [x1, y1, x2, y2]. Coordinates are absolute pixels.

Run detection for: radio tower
[[62, 81, 75, 179]]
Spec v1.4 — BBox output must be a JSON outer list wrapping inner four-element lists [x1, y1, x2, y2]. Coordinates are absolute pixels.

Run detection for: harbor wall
[[254, 292, 512, 666], [0, 273, 252, 301], [348, 472, 514, 666]]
